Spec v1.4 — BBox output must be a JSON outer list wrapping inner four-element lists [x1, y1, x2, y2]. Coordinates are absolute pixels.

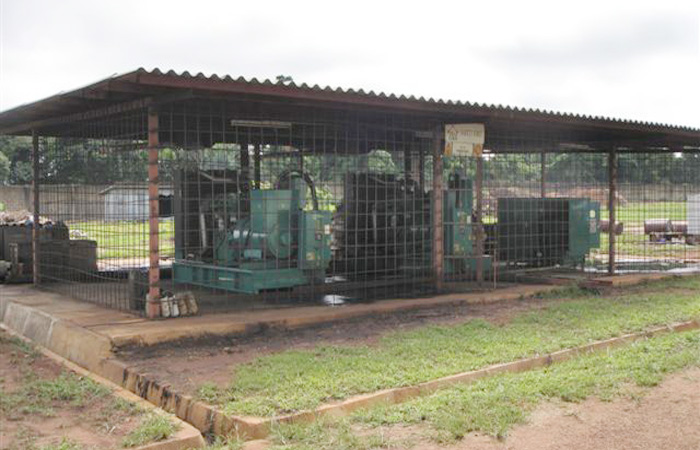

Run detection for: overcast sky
[[1, 0, 699, 127]]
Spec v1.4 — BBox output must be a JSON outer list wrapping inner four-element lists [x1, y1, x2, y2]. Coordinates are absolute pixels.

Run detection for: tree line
[[1, 136, 698, 186]]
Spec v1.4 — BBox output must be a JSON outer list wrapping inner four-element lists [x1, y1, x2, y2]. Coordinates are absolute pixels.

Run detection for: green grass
[[0, 330, 165, 449], [593, 201, 697, 261], [38, 438, 83, 450], [270, 419, 399, 450], [122, 413, 179, 448], [600, 201, 687, 223], [263, 329, 700, 449], [203, 277, 700, 417], [198, 436, 246, 450], [67, 219, 174, 260], [1, 370, 110, 418], [0, 333, 41, 358], [354, 329, 700, 442], [594, 233, 699, 260]]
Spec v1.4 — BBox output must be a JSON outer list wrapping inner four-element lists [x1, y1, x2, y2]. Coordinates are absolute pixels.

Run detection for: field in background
[[593, 201, 698, 263], [67, 219, 175, 261]]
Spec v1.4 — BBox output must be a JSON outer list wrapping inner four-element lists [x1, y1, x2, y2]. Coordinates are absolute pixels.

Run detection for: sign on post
[[445, 124, 485, 157]]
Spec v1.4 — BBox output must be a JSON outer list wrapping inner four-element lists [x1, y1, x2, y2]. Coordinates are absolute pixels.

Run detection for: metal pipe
[[146, 108, 161, 318]]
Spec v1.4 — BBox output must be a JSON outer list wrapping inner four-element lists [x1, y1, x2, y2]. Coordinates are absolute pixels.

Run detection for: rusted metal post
[[146, 109, 161, 318], [475, 154, 485, 285], [608, 147, 617, 275], [431, 125, 444, 292], [540, 151, 546, 198], [31, 130, 40, 285]]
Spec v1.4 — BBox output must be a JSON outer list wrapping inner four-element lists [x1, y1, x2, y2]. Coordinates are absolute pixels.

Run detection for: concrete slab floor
[[2, 272, 686, 349], [1, 283, 561, 348]]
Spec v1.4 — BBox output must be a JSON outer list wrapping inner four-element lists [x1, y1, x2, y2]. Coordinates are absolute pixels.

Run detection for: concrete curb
[[97, 318, 699, 440], [0, 324, 206, 450], [261, 318, 700, 429]]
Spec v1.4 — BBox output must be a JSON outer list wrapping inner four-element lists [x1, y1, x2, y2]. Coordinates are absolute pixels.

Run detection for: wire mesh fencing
[[3, 99, 698, 316]]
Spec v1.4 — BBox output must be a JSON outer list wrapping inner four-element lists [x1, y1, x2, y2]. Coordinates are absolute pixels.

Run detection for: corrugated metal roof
[[129, 68, 699, 133], [0, 68, 698, 145]]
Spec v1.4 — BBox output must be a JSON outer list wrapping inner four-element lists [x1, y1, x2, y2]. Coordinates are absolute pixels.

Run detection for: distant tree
[[0, 135, 32, 184], [276, 75, 294, 84], [0, 152, 10, 185]]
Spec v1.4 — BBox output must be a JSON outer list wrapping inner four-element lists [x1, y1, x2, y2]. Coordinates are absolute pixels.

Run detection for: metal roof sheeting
[[0, 68, 698, 144]]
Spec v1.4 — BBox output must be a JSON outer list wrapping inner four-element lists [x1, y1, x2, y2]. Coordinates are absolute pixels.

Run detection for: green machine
[[173, 176, 331, 294], [497, 197, 600, 267], [441, 175, 492, 276], [400, 174, 492, 277]]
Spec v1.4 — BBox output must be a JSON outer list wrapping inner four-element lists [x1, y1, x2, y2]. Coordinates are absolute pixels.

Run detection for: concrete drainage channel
[[1, 280, 698, 446]]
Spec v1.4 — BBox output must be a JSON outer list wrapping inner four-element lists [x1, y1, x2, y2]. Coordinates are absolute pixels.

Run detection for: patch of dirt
[[117, 292, 567, 396], [380, 367, 700, 450], [0, 330, 144, 450]]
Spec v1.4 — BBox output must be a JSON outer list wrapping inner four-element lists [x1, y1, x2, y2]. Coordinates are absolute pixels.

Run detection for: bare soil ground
[[376, 367, 700, 450], [117, 292, 568, 395], [0, 329, 143, 450]]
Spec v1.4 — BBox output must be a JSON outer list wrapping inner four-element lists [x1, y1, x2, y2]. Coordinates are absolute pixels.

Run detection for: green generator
[[401, 174, 492, 277], [173, 177, 331, 294], [442, 176, 492, 276], [497, 198, 600, 267]]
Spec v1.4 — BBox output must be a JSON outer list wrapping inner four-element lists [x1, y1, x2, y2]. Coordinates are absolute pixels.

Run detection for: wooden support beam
[[31, 130, 40, 285], [431, 125, 444, 292], [403, 146, 412, 181], [146, 109, 161, 318], [540, 151, 546, 198], [608, 147, 617, 275], [254, 144, 261, 189], [475, 155, 485, 285], [240, 143, 250, 182]]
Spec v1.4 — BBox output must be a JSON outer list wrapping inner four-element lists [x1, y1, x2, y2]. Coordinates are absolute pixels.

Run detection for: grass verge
[[122, 413, 179, 448], [0, 331, 175, 449], [0, 370, 110, 418], [266, 329, 700, 449], [202, 276, 700, 416]]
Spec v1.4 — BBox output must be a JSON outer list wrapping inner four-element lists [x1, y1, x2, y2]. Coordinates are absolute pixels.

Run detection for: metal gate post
[[31, 130, 40, 285], [475, 154, 485, 285], [146, 109, 161, 318], [431, 125, 444, 292], [608, 147, 617, 275]]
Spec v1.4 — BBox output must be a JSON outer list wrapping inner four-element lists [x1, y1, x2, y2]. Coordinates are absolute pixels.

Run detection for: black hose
[[275, 169, 319, 210]]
